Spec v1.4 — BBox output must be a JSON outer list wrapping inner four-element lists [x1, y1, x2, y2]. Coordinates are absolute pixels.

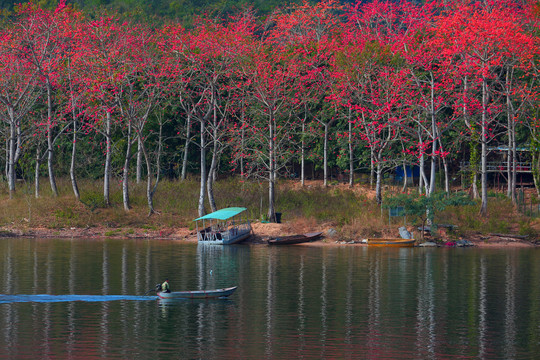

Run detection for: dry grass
[[0, 177, 537, 241]]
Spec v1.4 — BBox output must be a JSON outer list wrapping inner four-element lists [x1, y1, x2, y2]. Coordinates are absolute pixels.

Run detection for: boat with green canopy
[[194, 207, 252, 245]]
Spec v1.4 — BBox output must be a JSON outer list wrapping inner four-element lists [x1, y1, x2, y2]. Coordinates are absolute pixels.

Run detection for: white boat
[[157, 286, 237, 300], [194, 207, 252, 245]]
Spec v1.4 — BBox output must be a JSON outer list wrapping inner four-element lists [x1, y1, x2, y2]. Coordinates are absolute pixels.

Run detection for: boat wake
[[0, 294, 156, 303]]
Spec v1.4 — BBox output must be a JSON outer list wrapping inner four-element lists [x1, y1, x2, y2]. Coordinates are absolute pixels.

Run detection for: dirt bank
[[1, 220, 536, 248]]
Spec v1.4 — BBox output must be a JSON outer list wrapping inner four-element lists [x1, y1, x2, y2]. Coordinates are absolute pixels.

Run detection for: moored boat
[[367, 238, 416, 247], [194, 207, 252, 245], [157, 286, 237, 300], [267, 232, 323, 245]]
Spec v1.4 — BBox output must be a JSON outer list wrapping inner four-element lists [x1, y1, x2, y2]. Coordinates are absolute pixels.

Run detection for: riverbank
[[1, 178, 538, 247], [0, 219, 536, 248]]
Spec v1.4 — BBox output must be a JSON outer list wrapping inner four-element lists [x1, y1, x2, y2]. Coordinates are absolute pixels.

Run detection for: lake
[[0, 238, 539, 359]]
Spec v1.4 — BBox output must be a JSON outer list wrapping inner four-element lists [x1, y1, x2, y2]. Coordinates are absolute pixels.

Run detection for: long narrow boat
[[157, 286, 237, 300], [194, 207, 252, 245], [367, 238, 416, 247], [267, 232, 323, 245]]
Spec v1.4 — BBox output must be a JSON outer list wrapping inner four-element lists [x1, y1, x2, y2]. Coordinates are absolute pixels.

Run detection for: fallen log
[[489, 233, 529, 240]]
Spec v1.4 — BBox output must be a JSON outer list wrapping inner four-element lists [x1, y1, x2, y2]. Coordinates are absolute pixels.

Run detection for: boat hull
[[198, 229, 252, 245], [267, 232, 323, 245], [367, 238, 415, 247], [157, 286, 237, 299]]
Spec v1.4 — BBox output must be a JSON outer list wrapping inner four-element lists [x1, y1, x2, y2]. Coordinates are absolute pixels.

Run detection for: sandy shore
[[1, 221, 537, 248]]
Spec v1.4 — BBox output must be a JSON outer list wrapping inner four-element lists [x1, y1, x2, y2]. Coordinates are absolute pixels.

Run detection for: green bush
[[80, 191, 108, 211]]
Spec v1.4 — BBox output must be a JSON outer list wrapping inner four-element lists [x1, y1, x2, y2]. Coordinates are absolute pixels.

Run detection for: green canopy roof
[[194, 207, 247, 221]]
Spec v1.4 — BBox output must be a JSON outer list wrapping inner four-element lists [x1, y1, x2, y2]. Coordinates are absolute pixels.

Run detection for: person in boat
[[161, 279, 170, 293]]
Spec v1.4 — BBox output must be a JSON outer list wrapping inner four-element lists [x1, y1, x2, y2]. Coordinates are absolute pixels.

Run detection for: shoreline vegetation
[[0, 178, 537, 248]]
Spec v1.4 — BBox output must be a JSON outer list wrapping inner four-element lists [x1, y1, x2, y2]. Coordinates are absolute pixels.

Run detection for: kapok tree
[[114, 24, 165, 214], [0, 24, 41, 199], [79, 15, 133, 207], [356, 66, 411, 205], [234, 24, 303, 222], [269, 0, 342, 187], [163, 16, 252, 216], [434, 1, 534, 215], [14, 1, 80, 197], [400, 1, 458, 196]]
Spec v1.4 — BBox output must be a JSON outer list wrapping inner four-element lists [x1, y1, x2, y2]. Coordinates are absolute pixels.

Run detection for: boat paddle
[[144, 283, 162, 296]]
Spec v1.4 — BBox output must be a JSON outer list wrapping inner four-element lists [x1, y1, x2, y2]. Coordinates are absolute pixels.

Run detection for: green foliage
[[80, 190, 108, 211], [518, 219, 535, 236], [54, 207, 77, 220], [105, 229, 121, 236]]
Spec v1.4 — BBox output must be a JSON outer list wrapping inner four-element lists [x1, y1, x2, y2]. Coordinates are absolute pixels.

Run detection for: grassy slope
[[0, 177, 538, 240]]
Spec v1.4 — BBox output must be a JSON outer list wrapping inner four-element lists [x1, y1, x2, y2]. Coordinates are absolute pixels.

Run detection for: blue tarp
[[194, 207, 247, 221]]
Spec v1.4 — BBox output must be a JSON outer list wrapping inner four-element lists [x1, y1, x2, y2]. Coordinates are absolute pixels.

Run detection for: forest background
[[1, 0, 540, 241]]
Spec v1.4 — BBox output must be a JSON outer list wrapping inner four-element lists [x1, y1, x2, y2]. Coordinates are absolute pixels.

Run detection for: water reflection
[[415, 250, 435, 359], [504, 252, 517, 360], [0, 239, 539, 359]]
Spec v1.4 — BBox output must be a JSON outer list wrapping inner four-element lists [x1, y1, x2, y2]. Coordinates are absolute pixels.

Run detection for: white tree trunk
[[268, 115, 276, 222], [136, 138, 142, 184], [122, 122, 134, 211], [301, 121, 305, 186], [70, 120, 80, 201], [323, 123, 329, 187], [7, 116, 17, 198], [207, 125, 218, 213], [181, 114, 191, 181], [46, 80, 58, 197], [349, 119, 354, 187], [375, 161, 382, 205], [35, 147, 41, 199], [198, 119, 207, 217], [480, 75, 488, 216], [104, 112, 112, 206]]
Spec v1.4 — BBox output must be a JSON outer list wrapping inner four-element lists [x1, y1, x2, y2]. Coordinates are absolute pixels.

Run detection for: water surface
[[0, 238, 539, 359]]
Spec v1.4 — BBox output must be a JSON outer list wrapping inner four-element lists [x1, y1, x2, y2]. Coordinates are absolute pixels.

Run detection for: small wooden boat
[[367, 238, 415, 247], [267, 232, 323, 245], [157, 286, 237, 300]]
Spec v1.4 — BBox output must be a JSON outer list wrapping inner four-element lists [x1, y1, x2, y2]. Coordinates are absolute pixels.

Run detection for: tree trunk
[[429, 78, 437, 196], [141, 137, 155, 216], [442, 154, 449, 194], [145, 153, 154, 215], [370, 148, 375, 189], [35, 146, 41, 199], [268, 114, 276, 222], [418, 133, 429, 195], [402, 160, 408, 193], [240, 114, 245, 180], [375, 161, 382, 205], [323, 123, 329, 187], [198, 118, 207, 217], [181, 113, 191, 181], [349, 118, 354, 188], [443, 158, 449, 193], [7, 117, 16, 198], [480, 75, 488, 216], [301, 121, 305, 187], [136, 138, 142, 184], [506, 70, 517, 205], [104, 112, 112, 206], [429, 124, 437, 196], [70, 119, 80, 201], [139, 118, 164, 217], [46, 80, 58, 197], [122, 122, 134, 211], [68, 61, 80, 201], [207, 117, 218, 213]]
